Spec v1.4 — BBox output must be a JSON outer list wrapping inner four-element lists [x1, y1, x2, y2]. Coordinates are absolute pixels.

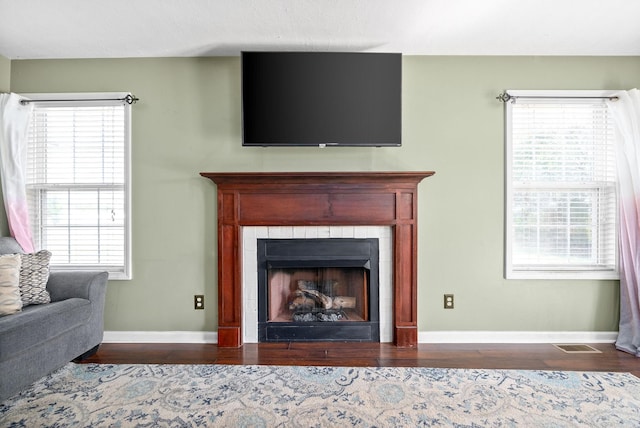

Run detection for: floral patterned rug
[[1, 363, 639, 427]]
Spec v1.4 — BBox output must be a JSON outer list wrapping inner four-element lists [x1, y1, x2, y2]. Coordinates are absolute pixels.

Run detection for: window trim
[[504, 89, 619, 280], [23, 92, 133, 280]]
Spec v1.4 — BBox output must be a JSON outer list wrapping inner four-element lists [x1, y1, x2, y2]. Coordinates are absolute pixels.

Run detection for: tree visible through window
[[504, 90, 618, 279], [25, 93, 131, 279]]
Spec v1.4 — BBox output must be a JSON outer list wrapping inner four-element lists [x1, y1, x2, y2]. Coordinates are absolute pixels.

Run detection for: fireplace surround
[[200, 171, 434, 348]]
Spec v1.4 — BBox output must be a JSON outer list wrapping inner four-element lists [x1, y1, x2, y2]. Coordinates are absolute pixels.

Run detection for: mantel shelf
[[200, 171, 435, 186]]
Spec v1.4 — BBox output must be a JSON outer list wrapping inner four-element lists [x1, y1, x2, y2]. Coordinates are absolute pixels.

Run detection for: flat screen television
[[241, 51, 401, 147]]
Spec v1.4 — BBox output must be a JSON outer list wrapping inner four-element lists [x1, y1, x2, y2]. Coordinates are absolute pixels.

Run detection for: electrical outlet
[[444, 294, 454, 309], [194, 295, 205, 310]]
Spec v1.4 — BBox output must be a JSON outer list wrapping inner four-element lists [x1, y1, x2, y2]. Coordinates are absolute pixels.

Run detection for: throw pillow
[[19, 250, 52, 306], [0, 254, 23, 316]]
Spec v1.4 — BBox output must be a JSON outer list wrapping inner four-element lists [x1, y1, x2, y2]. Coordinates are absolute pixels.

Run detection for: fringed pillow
[[19, 250, 52, 306], [0, 254, 23, 316]]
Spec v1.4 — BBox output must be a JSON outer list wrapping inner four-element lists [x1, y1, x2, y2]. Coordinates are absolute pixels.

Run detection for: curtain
[[0, 93, 34, 253], [607, 88, 640, 356]]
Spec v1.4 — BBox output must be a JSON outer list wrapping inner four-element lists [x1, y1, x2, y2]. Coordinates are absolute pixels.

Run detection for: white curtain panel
[[607, 88, 640, 356], [0, 93, 34, 253]]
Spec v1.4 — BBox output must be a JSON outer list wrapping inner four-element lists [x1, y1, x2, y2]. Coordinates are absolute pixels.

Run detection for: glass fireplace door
[[268, 266, 369, 323], [257, 238, 380, 342]]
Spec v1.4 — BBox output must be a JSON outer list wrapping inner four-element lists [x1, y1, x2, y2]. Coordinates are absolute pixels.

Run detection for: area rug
[[1, 364, 640, 427]]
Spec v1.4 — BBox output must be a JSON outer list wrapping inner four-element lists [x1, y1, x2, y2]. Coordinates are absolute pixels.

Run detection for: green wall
[[0, 54, 10, 92], [9, 56, 640, 334], [0, 54, 11, 236]]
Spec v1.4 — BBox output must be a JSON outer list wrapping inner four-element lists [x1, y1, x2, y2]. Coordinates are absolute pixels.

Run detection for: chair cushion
[[0, 298, 91, 361]]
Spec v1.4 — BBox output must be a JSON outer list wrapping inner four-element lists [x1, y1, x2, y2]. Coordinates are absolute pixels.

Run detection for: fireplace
[[200, 172, 434, 348], [258, 238, 380, 342]]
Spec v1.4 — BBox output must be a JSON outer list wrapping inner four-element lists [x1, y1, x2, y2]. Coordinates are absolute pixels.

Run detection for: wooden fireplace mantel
[[200, 171, 435, 348]]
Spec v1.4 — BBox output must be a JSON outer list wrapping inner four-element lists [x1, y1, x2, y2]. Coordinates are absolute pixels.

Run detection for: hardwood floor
[[82, 342, 640, 377]]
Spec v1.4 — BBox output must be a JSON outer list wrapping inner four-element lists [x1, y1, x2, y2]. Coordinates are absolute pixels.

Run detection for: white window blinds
[[505, 91, 618, 279], [25, 94, 131, 279]]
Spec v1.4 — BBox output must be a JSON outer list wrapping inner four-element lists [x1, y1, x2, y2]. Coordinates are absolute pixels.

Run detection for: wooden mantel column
[[200, 172, 435, 348]]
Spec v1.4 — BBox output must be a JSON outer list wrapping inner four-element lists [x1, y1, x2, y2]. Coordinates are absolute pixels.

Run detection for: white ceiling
[[1, 0, 639, 60]]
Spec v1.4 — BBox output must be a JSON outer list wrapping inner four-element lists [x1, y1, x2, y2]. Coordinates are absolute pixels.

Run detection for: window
[[505, 90, 618, 279], [25, 93, 132, 279]]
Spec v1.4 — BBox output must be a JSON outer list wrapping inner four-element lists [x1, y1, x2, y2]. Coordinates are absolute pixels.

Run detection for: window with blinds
[[505, 90, 618, 279], [25, 93, 132, 279]]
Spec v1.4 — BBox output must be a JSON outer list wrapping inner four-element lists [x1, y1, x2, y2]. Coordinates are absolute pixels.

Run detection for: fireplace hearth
[[200, 171, 434, 348], [258, 238, 379, 342]]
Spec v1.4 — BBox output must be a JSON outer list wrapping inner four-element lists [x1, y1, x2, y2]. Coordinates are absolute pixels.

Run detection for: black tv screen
[[241, 52, 401, 147]]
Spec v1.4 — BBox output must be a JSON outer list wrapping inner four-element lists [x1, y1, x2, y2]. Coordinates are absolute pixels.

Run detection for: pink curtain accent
[[607, 89, 640, 356], [0, 93, 34, 253]]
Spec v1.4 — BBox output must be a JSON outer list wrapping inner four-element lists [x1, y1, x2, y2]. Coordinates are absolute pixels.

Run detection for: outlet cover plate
[[444, 294, 454, 309], [194, 295, 205, 310]]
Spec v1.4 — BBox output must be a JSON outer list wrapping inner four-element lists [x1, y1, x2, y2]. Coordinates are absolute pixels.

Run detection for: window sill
[[506, 269, 619, 281], [50, 266, 131, 281]]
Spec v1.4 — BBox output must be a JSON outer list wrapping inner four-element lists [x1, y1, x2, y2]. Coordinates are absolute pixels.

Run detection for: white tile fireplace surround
[[242, 226, 393, 343]]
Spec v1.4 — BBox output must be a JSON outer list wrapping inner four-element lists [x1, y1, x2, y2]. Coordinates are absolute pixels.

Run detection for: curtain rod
[[19, 94, 139, 105], [496, 92, 618, 103]]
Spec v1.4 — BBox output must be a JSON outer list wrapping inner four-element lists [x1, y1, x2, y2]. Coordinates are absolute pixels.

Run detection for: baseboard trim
[[103, 331, 218, 344], [419, 331, 618, 344], [103, 330, 618, 344]]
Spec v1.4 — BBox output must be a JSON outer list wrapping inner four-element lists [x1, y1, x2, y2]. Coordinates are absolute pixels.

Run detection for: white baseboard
[[103, 330, 617, 344], [419, 331, 618, 344], [103, 331, 218, 344]]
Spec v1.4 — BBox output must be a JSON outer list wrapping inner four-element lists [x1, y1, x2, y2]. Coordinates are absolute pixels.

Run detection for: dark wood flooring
[[82, 342, 640, 378]]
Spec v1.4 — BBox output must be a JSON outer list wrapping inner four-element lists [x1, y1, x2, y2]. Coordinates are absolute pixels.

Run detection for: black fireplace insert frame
[[257, 238, 380, 342]]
